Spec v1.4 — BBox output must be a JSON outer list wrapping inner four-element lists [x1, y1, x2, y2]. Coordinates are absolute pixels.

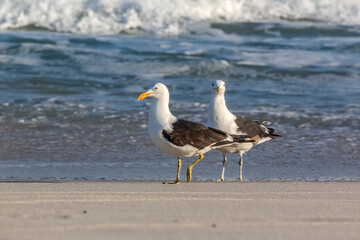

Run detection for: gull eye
[[212, 83, 214, 86], [154, 87, 158, 90]]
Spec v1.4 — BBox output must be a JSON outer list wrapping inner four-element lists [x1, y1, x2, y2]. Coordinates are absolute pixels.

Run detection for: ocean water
[[0, 0, 359, 181]]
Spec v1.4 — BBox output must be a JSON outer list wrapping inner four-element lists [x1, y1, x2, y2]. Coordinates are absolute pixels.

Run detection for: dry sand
[[1, 181, 360, 240]]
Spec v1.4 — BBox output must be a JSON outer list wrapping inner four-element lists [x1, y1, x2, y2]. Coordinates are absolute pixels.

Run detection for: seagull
[[138, 82, 254, 184], [207, 80, 282, 181]]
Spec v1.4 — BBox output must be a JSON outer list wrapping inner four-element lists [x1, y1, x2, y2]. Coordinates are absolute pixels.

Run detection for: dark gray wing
[[162, 119, 253, 149], [236, 115, 282, 139], [162, 119, 228, 149], [235, 115, 269, 138]]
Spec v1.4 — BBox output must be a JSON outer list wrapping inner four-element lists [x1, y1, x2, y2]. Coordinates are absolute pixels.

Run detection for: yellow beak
[[216, 86, 222, 93], [138, 92, 153, 101]]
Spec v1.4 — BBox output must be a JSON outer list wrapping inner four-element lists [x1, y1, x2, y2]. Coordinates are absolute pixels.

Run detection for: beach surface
[[1, 181, 360, 240]]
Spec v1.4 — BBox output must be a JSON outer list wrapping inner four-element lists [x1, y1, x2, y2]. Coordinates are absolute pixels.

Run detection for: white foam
[[0, 0, 359, 36]]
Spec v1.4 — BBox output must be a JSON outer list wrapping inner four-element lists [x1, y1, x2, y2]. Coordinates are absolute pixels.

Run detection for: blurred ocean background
[[0, 0, 359, 181]]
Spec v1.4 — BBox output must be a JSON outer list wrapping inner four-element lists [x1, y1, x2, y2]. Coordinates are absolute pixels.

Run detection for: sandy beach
[[1, 181, 359, 240]]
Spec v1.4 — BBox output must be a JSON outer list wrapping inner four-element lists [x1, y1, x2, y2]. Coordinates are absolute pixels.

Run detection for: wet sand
[[1, 181, 359, 240]]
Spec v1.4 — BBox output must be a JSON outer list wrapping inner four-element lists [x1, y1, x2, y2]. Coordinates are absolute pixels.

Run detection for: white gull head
[[138, 82, 170, 101], [211, 79, 226, 95]]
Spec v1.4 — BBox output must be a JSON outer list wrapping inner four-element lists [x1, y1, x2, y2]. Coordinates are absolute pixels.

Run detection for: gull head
[[138, 82, 169, 101], [211, 80, 226, 95]]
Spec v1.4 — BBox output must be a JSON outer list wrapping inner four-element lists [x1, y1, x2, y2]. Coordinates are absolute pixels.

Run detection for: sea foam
[[0, 0, 359, 35]]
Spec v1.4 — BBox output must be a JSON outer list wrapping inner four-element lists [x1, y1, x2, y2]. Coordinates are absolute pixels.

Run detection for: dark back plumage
[[162, 119, 229, 149], [235, 115, 268, 138], [235, 115, 282, 139]]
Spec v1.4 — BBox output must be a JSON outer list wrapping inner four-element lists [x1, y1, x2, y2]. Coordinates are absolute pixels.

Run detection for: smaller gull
[[207, 80, 282, 181], [138, 83, 254, 184]]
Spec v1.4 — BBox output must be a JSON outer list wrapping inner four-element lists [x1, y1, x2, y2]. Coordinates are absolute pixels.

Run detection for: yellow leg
[[186, 153, 204, 182], [164, 157, 182, 184]]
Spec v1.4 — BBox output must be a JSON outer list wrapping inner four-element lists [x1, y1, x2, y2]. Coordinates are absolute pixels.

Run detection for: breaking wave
[[0, 0, 360, 35]]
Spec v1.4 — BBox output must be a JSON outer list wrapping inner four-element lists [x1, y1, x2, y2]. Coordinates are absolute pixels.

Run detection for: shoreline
[[1, 179, 360, 183], [1, 181, 360, 240]]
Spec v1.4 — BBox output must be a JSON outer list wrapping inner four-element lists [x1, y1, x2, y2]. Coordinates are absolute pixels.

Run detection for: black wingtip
[[266, 127, 282, 138], [267, 127, 275, 134], [270, 134, 282, 138]]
